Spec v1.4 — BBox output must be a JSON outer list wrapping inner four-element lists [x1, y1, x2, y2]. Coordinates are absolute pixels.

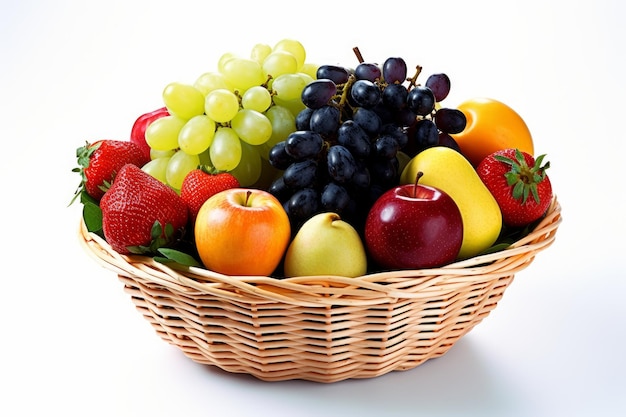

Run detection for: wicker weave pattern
[[79, 197, 561, 383]]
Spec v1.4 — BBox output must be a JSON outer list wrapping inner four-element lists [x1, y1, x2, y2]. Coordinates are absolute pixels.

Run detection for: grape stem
[[407, 65, 423, 88], [337, 74, 356, 108], [352, 47, 365, 63]]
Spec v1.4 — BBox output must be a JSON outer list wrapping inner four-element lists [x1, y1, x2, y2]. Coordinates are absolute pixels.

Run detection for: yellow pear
[[400, 147, 502, 259], [284, 212, 367, 277]]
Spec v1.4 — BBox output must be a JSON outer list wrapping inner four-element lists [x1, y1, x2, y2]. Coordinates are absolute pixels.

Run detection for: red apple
[[194, 188, 291, 276], [130, 106, 169, 159], [364, 172, 463, 269]]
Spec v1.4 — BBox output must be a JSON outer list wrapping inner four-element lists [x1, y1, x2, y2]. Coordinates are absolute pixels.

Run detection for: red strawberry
[[73, 139, 150, 202], [130, 107, 169, 160], [180, 167, 240, 221], [100, 164, 189, 255], [477, 148, 552, 228]]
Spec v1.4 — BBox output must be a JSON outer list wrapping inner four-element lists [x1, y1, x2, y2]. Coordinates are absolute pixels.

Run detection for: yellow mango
[[400, 147, 502, 259]]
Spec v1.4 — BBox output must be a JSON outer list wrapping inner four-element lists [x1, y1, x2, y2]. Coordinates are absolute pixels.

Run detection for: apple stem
[[413, 171, 424, 197], [245, 189, 252, 206]]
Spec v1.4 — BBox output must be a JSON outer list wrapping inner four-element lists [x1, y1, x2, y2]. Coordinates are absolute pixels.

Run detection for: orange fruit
[[451, 97, 534, 167]]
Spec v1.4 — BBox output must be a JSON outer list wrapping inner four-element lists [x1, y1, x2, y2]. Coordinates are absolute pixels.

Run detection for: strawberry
[[130, 106, 169, 160], [477, 148, 552, 228], [180, 167, 240, 221], [100, 164, 189, 255], [72, 139, 150, 203]]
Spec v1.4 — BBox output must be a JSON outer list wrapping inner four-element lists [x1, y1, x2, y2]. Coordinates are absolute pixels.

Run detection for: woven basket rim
[[79, 196, 561, 307]]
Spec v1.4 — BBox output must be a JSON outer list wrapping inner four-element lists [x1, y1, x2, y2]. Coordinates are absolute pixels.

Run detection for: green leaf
[[127, 245, 151, 255], [82, 200, 103, 233], [156, 248, 201, 267], [479, 242, 512, 255], [151, 221, 163, 240]]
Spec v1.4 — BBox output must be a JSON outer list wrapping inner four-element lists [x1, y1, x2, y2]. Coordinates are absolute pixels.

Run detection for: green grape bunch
[[143, 39, 318, 190]]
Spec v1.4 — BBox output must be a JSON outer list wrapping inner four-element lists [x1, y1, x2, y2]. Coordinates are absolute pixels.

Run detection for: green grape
[[231, 109, 272, 146], [194, 71, 231, 96], [273, 95, 306, 118], [263, 105, 296, 151], [273, 39, 306, 71], [145, 115, 186, 151], [229, 141, 262, 186], [204, 89, 240, 123], [300, 62, 319, 80], [241, 85, 272, 112], [262, 51, 298, 79], [166, 150, 200, 191], [150, 148, 175, 160], [220, 57, 265, 93], [162, 82, 205, 120], [271, 73, 307, 102], [217, 52, 237, 73], [142, 157, 170, 184], [250, 43, 272, 64], [178, 115, 216, 155], [210, 127, 242, 171], [298, 71, 315, 86]]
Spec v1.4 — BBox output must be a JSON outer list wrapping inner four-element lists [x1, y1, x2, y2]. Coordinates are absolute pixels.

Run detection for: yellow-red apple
[[194, 188, 291, 276]]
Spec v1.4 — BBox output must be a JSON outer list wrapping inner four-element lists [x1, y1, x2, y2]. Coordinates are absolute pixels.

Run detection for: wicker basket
[[78, 196, 561, 383]]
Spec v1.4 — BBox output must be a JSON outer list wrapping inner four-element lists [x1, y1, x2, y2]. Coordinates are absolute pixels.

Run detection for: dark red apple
[[364, 172, 463, 270]]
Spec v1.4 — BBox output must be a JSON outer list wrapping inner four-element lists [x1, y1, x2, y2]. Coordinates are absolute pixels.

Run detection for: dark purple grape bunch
[[267, 53, 465, 231], [404, 71, 466, 156]]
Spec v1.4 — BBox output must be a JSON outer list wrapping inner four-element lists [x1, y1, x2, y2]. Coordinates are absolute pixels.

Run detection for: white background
[[1, 0, 624, 416]]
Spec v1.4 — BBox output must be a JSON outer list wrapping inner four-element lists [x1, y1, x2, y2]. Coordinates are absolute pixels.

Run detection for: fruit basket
[[78, 196, 561, 383]]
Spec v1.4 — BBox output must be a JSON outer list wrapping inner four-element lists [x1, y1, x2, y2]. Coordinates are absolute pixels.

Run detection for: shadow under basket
[[79, 196, 562, 383]]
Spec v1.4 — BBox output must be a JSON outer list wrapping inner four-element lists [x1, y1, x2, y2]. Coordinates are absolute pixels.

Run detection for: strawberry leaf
[[497, 149, 550, 205], [70, 141, 101, 205], [82, 199, 103, 235], [154, 248, 201, 267]]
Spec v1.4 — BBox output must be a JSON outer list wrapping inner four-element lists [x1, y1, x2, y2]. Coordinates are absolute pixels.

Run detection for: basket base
[[118, 273, 515, 383]]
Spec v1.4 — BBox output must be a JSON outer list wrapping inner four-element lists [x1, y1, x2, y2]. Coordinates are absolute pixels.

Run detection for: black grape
[[380, 123, 409, 148], [351, 162, 371, 188], [382, 57, 407, 84], [283, 159, 318, 189], [354, 62, 382, 82], [327, 145, 357, 183], [295, 107, 313, 130], [268, 176, 292, 202], [352, 107, 382, 137], [434, 107, 467, 134], [425, 73, 451, 102], [321, 182, 352, 214], [407, 86, 436, 116], [309, 105, 341, 137], [287, 188, 320, 222], [337, 120, 371, 159], [285, 130, 324, 159], [394, 108, 417, 127], [382, 83, 408, 111], [413, 118, 439, 149], [350, 79, 381, 109], [316, 65, 351, 85], [301, 79, 337, 109], [268, 141, 294, 169], [374, 135, 400, 159]]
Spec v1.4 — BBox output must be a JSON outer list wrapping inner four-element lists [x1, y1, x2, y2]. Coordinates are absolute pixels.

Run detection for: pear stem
[[413, 171, 424, 198]]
